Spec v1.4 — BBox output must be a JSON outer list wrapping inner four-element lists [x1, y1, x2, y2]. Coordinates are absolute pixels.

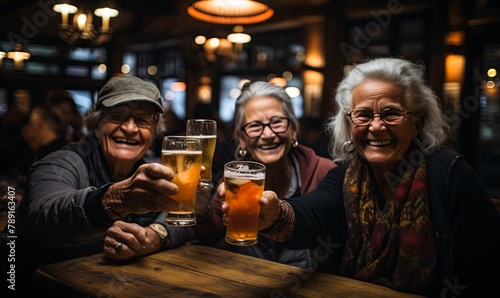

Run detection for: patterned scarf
[[340, 156, 436, 294]]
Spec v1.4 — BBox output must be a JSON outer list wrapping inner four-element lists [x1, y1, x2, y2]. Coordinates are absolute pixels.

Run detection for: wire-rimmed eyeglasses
[[104, 109, 158, 128], [241, 116, 291, 138], [347, 108, 411, 126]]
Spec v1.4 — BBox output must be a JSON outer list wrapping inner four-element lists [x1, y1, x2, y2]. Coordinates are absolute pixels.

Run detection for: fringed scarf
[[340, 156, 436, 294]]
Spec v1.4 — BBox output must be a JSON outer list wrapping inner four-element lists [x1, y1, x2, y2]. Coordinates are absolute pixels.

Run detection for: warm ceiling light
[[194, 35, 207, 45], [227, 26, 251, 44], [53, 1, 119, 46], [53, 3, 78, 25], [6, 43, 30, 69], [187, 0, 274, 25], [269, 77, 287, 87], [445, 31, 464, 46], [94, 6, 119, 30], [227, 33, 251, 43], [0, 51, 6, 68], [170, 81, 187, 92], [285, 87, 301, 98], [7, 45, 31, 60]]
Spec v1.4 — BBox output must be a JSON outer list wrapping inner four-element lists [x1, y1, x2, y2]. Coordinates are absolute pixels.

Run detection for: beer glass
[[161, 136, 202, 226], [224, 161, 266, 246], [186, 119, 217, 190]]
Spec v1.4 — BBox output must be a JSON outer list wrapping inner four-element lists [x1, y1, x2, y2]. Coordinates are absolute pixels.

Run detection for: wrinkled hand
[[257, 191, 280, 230], [217, 183, 281, 231], [103, 221, 161, 260], [104, 163, 180, 216]]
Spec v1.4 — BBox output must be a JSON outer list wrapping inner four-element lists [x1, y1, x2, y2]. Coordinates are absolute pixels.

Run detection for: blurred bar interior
[[0, 0, 499, 196]]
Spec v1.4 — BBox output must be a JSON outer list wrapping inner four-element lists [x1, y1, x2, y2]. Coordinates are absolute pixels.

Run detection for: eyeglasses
[[347, 108, 411, 126], [241, 116, 291, 138], [104, 109, 158, 128]]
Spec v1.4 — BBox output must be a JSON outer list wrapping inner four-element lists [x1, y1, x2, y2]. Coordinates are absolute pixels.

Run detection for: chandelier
[[53, 1, 119, 46], [187, 0, 273, 25]]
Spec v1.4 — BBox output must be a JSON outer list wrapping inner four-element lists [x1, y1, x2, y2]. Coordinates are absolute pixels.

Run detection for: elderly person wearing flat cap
[[0, 76, 197, 296]]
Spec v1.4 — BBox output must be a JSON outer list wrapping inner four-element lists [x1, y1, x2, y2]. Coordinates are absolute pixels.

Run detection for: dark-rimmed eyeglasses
[[104, 109, 158, 128], [241, 116, 291, 138], [347, 109, 411, 126]]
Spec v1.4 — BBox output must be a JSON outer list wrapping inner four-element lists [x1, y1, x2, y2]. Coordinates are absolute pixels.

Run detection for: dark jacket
[[0, 134, 192, 295], [284, 150, 500, 297], [194, 145, 336, 269]]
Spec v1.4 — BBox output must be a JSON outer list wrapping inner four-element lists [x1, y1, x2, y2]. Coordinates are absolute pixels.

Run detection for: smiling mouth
[[366, 140, 392, 146], [113, 137, 139, 145], [257, 143, 281, 150]]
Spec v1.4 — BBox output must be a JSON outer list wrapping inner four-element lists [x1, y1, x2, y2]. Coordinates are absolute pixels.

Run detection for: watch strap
[[149, 223, 169, 249]]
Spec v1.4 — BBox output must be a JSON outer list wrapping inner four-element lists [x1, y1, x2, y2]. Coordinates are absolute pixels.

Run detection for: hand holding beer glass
[[186, 119, 217, 190], [224, 161, 266, 246], [161, 136, 202, 226]]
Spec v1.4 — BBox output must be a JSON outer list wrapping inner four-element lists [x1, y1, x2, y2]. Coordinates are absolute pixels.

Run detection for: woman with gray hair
[[218, 58, 500, 296], [194, 81, 336, 271], [328, 57, 449, 162], [0, 76, 197, 296]]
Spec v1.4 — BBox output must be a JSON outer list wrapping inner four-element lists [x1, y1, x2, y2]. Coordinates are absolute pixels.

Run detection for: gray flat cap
[[97, 76, 164, 113]]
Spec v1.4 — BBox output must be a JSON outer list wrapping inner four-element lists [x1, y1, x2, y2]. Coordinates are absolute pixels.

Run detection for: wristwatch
[[149, 223, 169, 249]]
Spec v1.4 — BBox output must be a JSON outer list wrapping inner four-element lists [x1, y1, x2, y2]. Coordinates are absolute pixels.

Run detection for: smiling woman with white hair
[[218, 58, 500, 296]]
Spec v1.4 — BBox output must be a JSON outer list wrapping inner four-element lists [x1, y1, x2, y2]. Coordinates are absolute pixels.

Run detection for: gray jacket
[[15, 134, 192, 267]]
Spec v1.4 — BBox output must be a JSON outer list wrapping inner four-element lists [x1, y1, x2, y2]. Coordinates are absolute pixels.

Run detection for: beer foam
[[224, 170, 265, 180], [189, 135, 217, 139], [162, 150, 203, 154], [227, 178, 251, 185]]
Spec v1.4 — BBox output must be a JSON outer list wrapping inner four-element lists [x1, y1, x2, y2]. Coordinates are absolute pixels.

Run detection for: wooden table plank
[[34, 244, 423, 298], [36, 255, 275, 297]]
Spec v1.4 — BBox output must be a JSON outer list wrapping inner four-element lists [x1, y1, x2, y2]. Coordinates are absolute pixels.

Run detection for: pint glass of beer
[[162, 136, 202, 226], [186, 119, 217, 190], [224, 161, 266, 246]]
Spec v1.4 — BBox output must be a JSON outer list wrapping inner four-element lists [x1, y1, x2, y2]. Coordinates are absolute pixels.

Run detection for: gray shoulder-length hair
[[233, 81, 298, 158], [84, 104, 163, 137], [325, 57, 450, 163]]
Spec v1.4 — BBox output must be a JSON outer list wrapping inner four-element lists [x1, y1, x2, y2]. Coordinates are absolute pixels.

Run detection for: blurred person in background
[[0, 102, 68, 177], [45, 89, 85, 142], [0, 90, 31, 149], [0, 103, 68, 211], [20, 103, 68, 165]]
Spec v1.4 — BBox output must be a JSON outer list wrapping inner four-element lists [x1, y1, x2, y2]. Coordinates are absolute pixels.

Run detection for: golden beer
[[191, 135, 217, 181], [162, 136, 202, 226], [186, 119, 217, 190], [224, 161, 266, 246], [161, 151, 202, 207]]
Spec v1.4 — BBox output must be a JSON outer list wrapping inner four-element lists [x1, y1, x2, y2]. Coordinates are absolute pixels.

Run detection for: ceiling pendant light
[[187, 0, 274, 25]]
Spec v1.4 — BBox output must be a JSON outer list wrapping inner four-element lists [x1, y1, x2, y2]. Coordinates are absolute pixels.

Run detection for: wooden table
[[34, 244, 423, 298]]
